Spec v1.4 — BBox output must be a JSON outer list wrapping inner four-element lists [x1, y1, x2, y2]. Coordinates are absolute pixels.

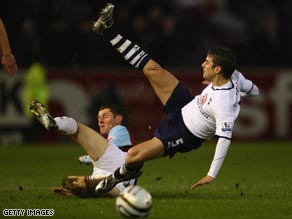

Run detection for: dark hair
[[98, 104, 128, 125], [208, 46, 237, 79]]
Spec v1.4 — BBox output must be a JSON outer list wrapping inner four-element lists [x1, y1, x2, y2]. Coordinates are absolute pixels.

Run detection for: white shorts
[[91, 142, 135, 193]]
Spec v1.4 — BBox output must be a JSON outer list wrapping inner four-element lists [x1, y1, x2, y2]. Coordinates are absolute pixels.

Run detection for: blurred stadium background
[[1, 0, 292, 145]]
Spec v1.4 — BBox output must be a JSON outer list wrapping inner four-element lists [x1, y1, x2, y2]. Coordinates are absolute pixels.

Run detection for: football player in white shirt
[[93, 3, 259, 194]]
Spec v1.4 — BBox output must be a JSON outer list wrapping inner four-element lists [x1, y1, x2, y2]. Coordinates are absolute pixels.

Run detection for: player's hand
[[1, 52, 17, 76], [191, 175, 214, 190]]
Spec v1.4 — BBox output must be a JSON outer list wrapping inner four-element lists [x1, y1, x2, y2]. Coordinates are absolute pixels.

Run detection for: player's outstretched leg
[[29, 100, 58, 131], [92, 3, 114, 35], [93, 3, 150, 72], [60, 175, 104, 197], [92, 3, 178, 107]]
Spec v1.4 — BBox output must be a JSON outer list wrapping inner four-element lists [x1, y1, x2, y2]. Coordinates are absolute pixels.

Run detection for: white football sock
[[54, 116, 78, 135]]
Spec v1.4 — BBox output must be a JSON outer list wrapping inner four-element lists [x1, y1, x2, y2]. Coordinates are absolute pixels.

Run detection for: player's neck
[[212, 76, 229, 86]]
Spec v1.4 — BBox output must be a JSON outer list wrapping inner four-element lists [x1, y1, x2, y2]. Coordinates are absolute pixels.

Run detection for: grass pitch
[[0, 141, 291, 219]]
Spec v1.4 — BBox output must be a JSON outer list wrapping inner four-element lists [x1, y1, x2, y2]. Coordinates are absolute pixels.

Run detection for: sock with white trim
[[113, 163, 143, 180], [104, 29, 150, 70]]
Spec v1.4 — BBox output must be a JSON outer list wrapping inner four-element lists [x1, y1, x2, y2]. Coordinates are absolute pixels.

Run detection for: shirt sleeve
[[207, 137, 231, 178], [233, 70, 260, 96], [107, 125, 132, 147], [214, 98, 235, 139]]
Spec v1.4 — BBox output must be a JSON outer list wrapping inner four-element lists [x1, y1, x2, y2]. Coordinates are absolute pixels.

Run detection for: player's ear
[[115, 114, 123, 124], [214, 65, 222, 74]]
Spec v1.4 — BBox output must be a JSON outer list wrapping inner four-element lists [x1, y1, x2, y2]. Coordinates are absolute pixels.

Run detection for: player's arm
[[0, 19, 11, 56], [191, 137, 231, 189], [0, 18, 17, 76], [233, 70, 259, 97], [240, 81, 259, 97]]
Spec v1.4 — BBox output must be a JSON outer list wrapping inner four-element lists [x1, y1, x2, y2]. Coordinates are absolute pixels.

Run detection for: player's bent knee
[[125, 147, 143, 165], [143, 60, 163, 77]]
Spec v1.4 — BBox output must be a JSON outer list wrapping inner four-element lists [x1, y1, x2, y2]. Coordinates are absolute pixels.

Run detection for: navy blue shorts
[[154, 82, 205, 157]]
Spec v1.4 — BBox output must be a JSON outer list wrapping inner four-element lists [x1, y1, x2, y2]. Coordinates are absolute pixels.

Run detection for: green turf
[[0, 141, 291, 219]]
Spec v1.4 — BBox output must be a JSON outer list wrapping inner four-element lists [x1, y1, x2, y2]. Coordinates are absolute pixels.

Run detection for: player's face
[[97, 108, 120, 136], [201, 55, 217, 82]]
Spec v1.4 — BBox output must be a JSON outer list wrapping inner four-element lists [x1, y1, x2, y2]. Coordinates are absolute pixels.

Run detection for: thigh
[[144, 60, 179, 105], [126, 137, 165, 165], [155, 111, 204, 158], [92, 142, 127, 175], [71, 123, 108, 161]]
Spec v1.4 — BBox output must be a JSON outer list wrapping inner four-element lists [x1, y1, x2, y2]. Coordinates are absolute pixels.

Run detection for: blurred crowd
[[1, 0, 292, 68]]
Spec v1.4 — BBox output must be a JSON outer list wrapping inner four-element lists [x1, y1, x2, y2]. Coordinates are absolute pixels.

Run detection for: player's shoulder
[[109, 125, 129, 136], [231, 69, 241, 78], [110, 124, 128, 131], [108, 125, 132, 147], [231, 69, 246, 83]]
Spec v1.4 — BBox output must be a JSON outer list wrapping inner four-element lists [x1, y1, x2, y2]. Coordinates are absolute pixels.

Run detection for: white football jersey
[[182, 70, 253, 140]]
